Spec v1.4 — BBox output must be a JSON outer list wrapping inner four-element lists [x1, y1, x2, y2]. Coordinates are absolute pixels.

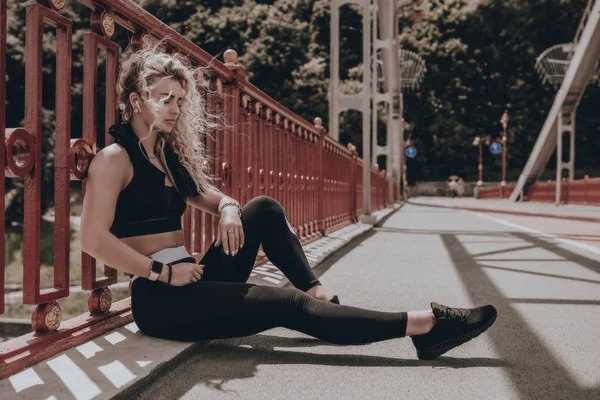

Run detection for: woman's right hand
[[166, 263, 204, 286]]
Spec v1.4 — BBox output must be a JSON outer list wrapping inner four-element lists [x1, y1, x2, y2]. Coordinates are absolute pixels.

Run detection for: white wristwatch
[[148, 259, 162, 281]]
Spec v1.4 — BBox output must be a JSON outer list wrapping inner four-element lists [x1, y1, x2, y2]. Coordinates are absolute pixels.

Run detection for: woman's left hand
[[215, 208, 245, 256]]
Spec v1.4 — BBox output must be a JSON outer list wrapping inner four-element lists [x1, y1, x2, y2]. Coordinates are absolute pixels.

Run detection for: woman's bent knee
[[246, 195, 282, 212]]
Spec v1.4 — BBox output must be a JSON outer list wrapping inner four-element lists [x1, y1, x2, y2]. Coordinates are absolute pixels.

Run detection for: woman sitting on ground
[[80, 49, 497, 360]]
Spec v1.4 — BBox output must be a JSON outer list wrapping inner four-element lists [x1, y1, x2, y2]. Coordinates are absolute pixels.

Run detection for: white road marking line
[[46, 355, 102, 400], [124, 322, 139, 334], [104, 332, 126, 345], [136, 361, 152, 368], [9, 368, 44, 393], [45, 396, 58, 400], [76, 341, 103, 359], [468, 211, 600, 256], [98, 360, 136, 388]]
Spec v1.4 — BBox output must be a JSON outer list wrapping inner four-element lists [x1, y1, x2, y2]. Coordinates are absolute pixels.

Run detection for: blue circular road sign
[[405, 146, 417, 158], [490, 142, 502, 155]]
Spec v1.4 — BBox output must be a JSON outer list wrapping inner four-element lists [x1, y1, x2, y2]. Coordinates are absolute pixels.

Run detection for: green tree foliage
[[400, 0, 599, 181], [4, 0, 600, 230]]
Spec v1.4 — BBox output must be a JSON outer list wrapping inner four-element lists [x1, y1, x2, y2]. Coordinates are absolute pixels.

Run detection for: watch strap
[[148, 270, 159, 281]]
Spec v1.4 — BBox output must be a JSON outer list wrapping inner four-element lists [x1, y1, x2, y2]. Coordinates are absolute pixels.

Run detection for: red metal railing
[[526, 176, 600, 206], [478, 177, 600, 206], [0, 0, 6, 318], [0, 0, 398, 377], [479, 184, 515, 199]]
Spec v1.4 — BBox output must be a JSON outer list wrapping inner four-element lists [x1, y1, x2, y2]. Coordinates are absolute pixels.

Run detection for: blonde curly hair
[[116, 48, 219, 195]]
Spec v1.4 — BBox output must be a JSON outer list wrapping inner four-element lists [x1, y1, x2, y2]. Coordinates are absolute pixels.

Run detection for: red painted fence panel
[[527, 177, 600, 206], [479, 184, 515, 199], [0, 0, 6, 315], [479, 178, 600, 206]]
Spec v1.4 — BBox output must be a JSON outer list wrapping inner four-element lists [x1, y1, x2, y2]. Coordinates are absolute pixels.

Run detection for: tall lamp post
[[393, 0, 426, 200], [403, 137, 411, 199], [500, 110, 509, 186], [473, 135, 491, 186]]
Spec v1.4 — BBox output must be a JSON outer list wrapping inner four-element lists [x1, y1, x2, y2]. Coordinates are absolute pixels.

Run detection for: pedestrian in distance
[[80, 48, 497, 361], [448, 178, 458, 198], [457, 178, 465, 198]]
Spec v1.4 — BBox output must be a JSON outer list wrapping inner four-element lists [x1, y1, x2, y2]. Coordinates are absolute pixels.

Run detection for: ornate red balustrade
[[478, 177, 600, 206], [479, 184, 515, 199], [0, 0, 399, 378], [526, 177, 600, 205], [524, 180, 559, 203]]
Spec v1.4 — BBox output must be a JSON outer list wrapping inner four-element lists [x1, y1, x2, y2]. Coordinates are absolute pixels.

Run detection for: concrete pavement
[[129, 200, 600, 399]]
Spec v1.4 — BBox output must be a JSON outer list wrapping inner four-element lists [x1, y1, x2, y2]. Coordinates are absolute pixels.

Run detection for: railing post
[[348, 143, 358, 222], [584, 175, 589, 204], [0, 0, 6, 315], [315, 118, 326, 235]]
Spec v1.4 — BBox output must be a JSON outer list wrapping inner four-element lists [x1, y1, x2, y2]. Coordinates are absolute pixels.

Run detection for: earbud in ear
[[135, 100, 141, 113]]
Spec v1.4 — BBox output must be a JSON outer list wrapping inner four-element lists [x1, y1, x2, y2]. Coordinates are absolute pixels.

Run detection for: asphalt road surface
[[133, 202, 600, 400]]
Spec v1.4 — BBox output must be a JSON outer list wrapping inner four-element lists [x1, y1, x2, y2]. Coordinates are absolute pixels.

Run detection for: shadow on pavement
[[479, 264, 600, 285], [126, 334, 510, 399], [374, 223, 600, 399], [442, 228, 598, 399]]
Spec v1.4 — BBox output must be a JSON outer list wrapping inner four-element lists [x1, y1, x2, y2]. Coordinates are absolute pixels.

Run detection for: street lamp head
[[473, 136, 481, 146]]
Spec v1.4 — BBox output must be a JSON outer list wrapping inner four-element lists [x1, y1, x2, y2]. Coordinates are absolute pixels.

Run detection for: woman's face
[[135, 77, 184, 134]]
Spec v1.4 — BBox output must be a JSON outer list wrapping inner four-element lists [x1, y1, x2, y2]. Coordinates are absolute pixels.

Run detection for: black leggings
[[131, 196, 408, 344]]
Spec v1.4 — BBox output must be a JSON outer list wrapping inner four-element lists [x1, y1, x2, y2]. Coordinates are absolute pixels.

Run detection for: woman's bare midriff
[[121, 230, 185, 256]]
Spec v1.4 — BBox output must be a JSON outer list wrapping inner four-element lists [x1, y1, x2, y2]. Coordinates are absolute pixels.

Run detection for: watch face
[[151, 260, 163, 274]]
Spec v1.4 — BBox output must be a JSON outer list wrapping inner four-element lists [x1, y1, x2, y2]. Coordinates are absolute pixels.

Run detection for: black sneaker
[[411, 302, 497, 360], [330, 295, 340, 304]]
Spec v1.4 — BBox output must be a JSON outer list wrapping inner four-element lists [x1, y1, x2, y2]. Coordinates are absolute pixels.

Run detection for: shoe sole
[[416, 311, 497, 360]]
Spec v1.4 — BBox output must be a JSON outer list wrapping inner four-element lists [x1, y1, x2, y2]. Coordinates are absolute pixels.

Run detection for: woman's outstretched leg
[[131, 278, 497, 359], [132, 278, 407, 344]]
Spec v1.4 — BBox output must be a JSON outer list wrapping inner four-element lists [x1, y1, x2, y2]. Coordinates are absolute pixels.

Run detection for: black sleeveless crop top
[[108, 124, 188, 238]]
